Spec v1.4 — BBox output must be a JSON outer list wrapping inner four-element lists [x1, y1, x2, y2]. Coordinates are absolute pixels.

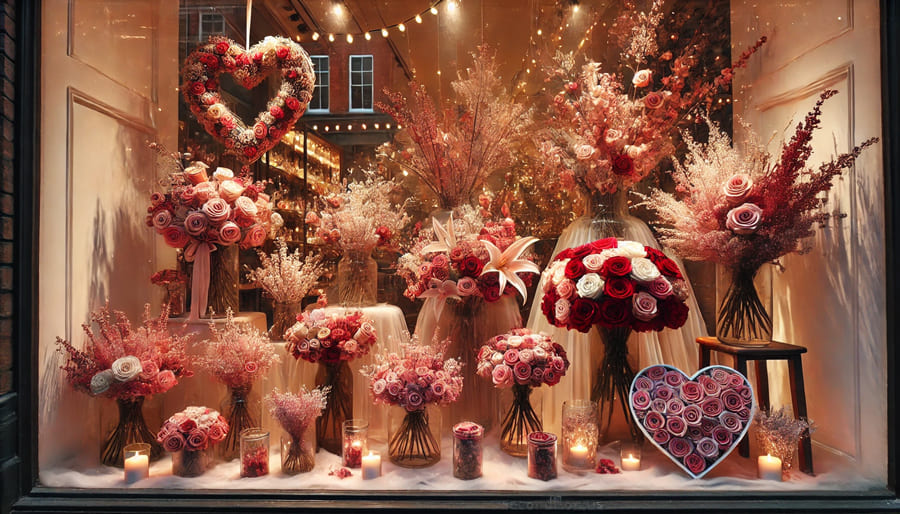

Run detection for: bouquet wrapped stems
[[281, 432, 315, 474], [593, 326, 642, 444], [499, 384, 542, 457], [388, 407, 441, 468], [717, 265, 772, 344], [101, 396, 163, 467], [316, 361, 353, 454], [220, 385, 258, 460]]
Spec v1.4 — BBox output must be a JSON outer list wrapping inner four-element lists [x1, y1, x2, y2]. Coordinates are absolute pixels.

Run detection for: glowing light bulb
[[332, 2, 343, 16], [328, 33, 335, 42], [430, 7, 438, 15], [381, 28, 389, 37], [447, 0, 457, 12], [364, 32, 372, 40], [415, 14, 423, 23], [398, 23, 406, 32], [312, 32, 320, 41], [346, 34, 353, 43]]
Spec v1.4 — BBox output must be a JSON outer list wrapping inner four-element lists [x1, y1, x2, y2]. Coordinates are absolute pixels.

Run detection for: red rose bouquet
[[156, 405, 229, 477], [540, 237, 690, 442], [476, 329, 569, 456]]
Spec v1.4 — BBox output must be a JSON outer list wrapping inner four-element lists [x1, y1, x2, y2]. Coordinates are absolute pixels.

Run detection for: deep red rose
[[252, 51, 264, 62], [601, 256, 632, 277], [658, 257, 683, 279], [556, 248, 575, 260], [205, 79, 219, 91], [482, 284, 502, 302], [589, 237, 618, 251], [214, 41, 230, 54], [633, 316, 666, 333], [285, 96, 301, 111], [276, 46, 290, 59], [564, 259, 587, 280], [322, 347, 342, 365], [661, 298, 689, 329], [611, 154, 634, 176], [570, 244, 592, 259], [205, 57, 219, 71], [243, 146, 258, 158], [597, 297, 632, 328], [480, 272, 499, 287], [569, 298, 600, 332], [270, 106, 284, 119], [460, 255, 484, 277], [605, 277, 635, 299], [541, 291, 558, 324], [221, 116, 235, 130], [189, 81, 206, 96]]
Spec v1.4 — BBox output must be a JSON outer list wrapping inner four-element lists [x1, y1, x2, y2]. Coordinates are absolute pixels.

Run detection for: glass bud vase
[[561, 400, 599, 473], [240, 428, 270, 478], [270, 300, 301, 341], [316, 361, 353, 455], [594, 326, 641, 444], [336, 248, 378, 307], [171, 449, 209, 477], [499, 384, 543, 457], [205, 244, 239, 318], [100, 396, 163, 467], [163, 282, 186, 317], [280, 425, 316, 475], [388, 405, 442, 468], [716, 263, 773, 346], [219, 385, 261, 461]]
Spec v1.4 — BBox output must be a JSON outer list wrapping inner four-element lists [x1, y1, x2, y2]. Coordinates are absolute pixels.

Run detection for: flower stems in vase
[[316, 361, 353, 454], [388, 408, 440, 468], [717, 265, 772, 345], [594, 326, 642, 443], [499, 384, 543, 457], [220, 385, 258, 461], [205, 242, 239, 317], [101, 396, 163, 467], [281, 433, 316, 474]]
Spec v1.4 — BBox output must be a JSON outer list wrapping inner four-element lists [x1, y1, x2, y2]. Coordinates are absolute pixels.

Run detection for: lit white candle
[[124, 453, 149, 484], [621, 453, 641, 472], [757, 454, 782, 481], [568, 444, 590, 468], [361, 451, 382, 480]]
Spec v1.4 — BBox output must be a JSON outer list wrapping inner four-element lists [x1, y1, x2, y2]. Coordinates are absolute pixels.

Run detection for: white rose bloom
[[550, 259, 570, 285], [507, 336, 524, 348], [490, 352, 505, 366], [630, 257, 661, 282], [90, 369, 115, 395], [111, 356, 143, 382], [212, 167, 234, 181], [575, 273, 605, 299], [617, 241, 647, 259]]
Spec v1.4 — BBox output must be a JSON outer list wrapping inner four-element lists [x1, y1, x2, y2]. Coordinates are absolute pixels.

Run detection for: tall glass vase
[[270, 300, 301, 341], [499, 384, 543, 457], [588, 190, 630, 239], [219, 385, 259, 461], [281, 425, 316, 474], [206, 244, 239, 317], [336, 248, 378, 307], [388, 405, 441, 468], [593, 326, 641, 444], [316, 361, 353, 455], [100, 396, 163, 467], [716, 264, 773, 346]]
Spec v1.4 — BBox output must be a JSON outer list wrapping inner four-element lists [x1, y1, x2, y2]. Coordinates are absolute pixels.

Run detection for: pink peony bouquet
[[476, 329, 570, 388], [285, 309, 377, 366], [361, 338, 464, 412], [55, 304, 193, 400], [540, 238, 689, 333], [195, 309, 280, 390], [156, 406, 229, 453]]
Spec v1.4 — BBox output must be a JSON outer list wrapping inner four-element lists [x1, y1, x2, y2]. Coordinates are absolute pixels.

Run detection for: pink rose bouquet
[[476, 329, 570, 389], [156, 405, 229, 453], [285, 309, 377, 366]]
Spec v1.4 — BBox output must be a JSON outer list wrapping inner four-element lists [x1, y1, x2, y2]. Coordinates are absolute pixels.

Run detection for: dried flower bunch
[[196, 309, 280, 389], [645, 90, 878, 271], [755, 407, 814, 471], [378, 45, 532, 209], [56, 303, 193, 400], [266, 387, 330, 441], [247, 239, 325, 303]]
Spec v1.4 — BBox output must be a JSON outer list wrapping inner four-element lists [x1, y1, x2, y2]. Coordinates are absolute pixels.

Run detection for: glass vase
[[205, 243, 239, 318], [316, 361, 353, 455], [499, 384, 543, 457], [716, 263, 773, 346], [163, 282, 186, 317], [587, 189, 630, 239], [561, 400, 598, 473], [388, 405, 441, 468], [336, 248, 377, 307], [280, 425, 316, 474], [219, 385, 260, 461], [171, 449, 209, 477], [452, 421, 484, 480], [593, 326, 642, 444], [341, 419, 368, 468], [240, 428, 270, 477], [100, 396, 163, 467], [527, 431, 558, 481], [270, 300, 301, 341]]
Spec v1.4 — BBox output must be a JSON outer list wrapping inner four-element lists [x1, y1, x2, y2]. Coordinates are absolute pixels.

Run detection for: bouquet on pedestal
[[266, 387, 329, 474], [196, 309, 280, 460], [156, 406, 229, 477], [644, 91, 877, 344], [540, 237, 690, 441], [55, 304, 193, 466]]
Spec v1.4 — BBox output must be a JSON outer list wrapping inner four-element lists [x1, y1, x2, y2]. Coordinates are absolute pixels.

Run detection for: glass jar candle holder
[[527, 431, 557, 481], [561, 400, 598, 473], [620, 441, 642, 472], [341, 419, 368, 468], [123, 443, 150, 484], [452, 421, 484, 480], [240, 428, 270, 478]]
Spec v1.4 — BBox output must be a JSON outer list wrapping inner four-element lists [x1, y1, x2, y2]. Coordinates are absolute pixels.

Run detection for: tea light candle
[[621, 453, 641, 472], [569, 443, 590, 468], [361, 451, 382, 480], [124, 453, 149, 484], [757, 454, 783, 481]]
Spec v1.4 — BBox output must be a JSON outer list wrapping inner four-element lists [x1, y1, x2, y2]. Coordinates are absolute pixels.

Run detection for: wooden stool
[[695, 336, 813, 475]]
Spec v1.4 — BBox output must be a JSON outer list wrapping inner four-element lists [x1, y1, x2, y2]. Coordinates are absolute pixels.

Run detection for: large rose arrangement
[[156, 406, 229, 453], [540, 237, 689, 333], [284, 309, 377, 366], [476, 329, 570, 388]]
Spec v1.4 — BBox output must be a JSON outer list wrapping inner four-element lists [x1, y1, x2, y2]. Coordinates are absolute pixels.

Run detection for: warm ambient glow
[[346, 34, 353, 43], [447, 0, 458, 11], [312, 32, 320, 41], [331, 2, 344, 17], [415, 14, 423, 23], [381, 28, 389, 37], [430, 6, 438, 15], [398, 23, 406, 32], [328, 33, 335, 42], [364, 32, 371, 40]]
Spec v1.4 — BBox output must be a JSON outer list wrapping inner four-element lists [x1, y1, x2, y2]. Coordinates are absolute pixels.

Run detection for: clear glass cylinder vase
[[593, 326, 641, 444], [586, 189, 630, 239], [316, 361, 353, 455], [452, 421, 484, 480], [100, 396, 163, 467], [341, 419, 368, 468], [270, 300, 301, 341], [280, 426, 316, 475], [716, 263, 773, 346], [527, 431, 558, 481], [219, 385, 261, 461], [171, 448, 209, 477], [499, 384, 543, 457], [336, 248, 378, 307], [240, 428, 270, 477], [388, 405, 442, 468], [561, 399, 599, 472]]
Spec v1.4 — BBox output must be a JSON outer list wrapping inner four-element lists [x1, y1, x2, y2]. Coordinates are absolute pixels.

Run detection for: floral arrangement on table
[[476, 328, 570, 456], [378, 45, 531, 210], [754, 407, 815, 474], [284, 309, 377, 455], [266, 387, 330, 474], [361, 337, 464, 467], [644, 90, 878, 343], [55, 303, 193, 466], [539, 237, 690, 442], [538, 0, 766, 197], [181, 35, 315, 165], [151, 268, 189, 317], [195, 309, 279, 460], [156, 406, 229, 477]]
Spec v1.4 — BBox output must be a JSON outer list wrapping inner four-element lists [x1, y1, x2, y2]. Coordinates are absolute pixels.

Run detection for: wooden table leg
[[755, 360, 770, 413], [788, 356, 814, 475], [735, 357, 750, 458], [700, 347, 711, 369]]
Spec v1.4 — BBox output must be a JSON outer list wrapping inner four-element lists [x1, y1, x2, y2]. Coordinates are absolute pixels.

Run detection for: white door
[[731, 0, 885, 480], [38, 0, 178, 469]]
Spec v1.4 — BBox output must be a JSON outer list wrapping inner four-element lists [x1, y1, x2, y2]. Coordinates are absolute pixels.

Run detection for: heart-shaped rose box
[[629, 364, 756, 478], [181, 36, 315, 165]]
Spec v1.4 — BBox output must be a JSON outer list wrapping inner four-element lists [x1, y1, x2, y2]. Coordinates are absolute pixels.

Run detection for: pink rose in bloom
[[643, 411, 666, 431], [518, 349, 534, 364], [632, 69, 652, 87], [666, 398, 685, 416], [491, 364, 512, 386], [634, 376, 654, 390], [161, 432, 186, 452], [139, 360, 159, 381], [653, 385, 674, 402], [234, 196, 258, 219], [241, 224, 267, 248], [186, 428, 208, 451], [405, 390, 425, 411], [555, 279, 576, 299], [218, 221, 242, 245], [719, 411, 743, 433], [193, 182, 215, 202], [646, 366, 666, 381], [700, 397, 724, 417], [207, 423, 226, 443], [184, 211, 208, 236], [554, 298, 571, 323], [632, 390, 652, 411], [162, 227, 190, 248], [179, 419, 198, 433], [643, 91, 664, 109], [150, 192, 166, 207], [372, 379, 387, 395], [575, 144, 595, 160], [666, 416, 687, 437], [582, 254, 605, 272], [180, 186, 196, 204], [723, 174, 753, 204], [503, 349, 520, 366], [696, 437, 719, 459], [712, 426, 733, 448], [386, 381, 402, 397], [650, 398, 668, 414], [725, 202, 763, 235], [156, 369, 177, 392], [604, 128, 623, 146], [699, 376, 721, 397], [728, 374, 745, 388], [682, 404, 703, 426], [152, 210, 173, 230], [244, 361, 259, 374], [711, 368, 731, 385], [632, 292, 658, 321], [653, 430, 671, 445], [432, 254, 450, 269], [667, 437, 693, 459], [456, 276, 478, 296], [684, 452, 707, 475], [218, 180, 245, 203], [202, 198, 231, 223], [253, 122, 268, 140], [680, 381, 704, 403], [648, 277, 673, 298], [664, 371, 685, 388], [513, 361, 532, 384]]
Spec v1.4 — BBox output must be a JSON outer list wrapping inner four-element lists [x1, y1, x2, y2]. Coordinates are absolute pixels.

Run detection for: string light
[[430, 7, 438, 15], [415, 14, 423, 23], [364, 32, 371, 40], [346, 34, 353, 43], [328, 33, 335, 42], [312, 32, 320, 40], [305, 1, 448, 43], [398, 23, 406, 32], [381, 28, 389, 37]]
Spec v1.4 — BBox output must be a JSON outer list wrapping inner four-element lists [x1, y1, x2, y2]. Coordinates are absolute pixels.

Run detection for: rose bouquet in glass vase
[[156, 406, 229, 477], [284, 309, 376, 455], [196, 309, 280, 460], [540, 237, 690, 442], [476, 329, 569, 457], [266, 387, 329, 474], [147, 145, 276, 319], [246, 239, 326, 340], [361, 337, 463, 468], [309, 172, 409, 307], [55, 303, 193, 467], [645, 90, 878, 345]]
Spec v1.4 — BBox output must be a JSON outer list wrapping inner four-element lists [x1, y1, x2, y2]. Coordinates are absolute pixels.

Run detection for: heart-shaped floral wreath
[[181, 36, 315, 166]]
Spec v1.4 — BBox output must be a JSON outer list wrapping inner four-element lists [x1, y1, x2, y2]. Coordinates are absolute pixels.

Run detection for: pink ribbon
[[419, 279, 461, 320], [186, 241, 216, 320]]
